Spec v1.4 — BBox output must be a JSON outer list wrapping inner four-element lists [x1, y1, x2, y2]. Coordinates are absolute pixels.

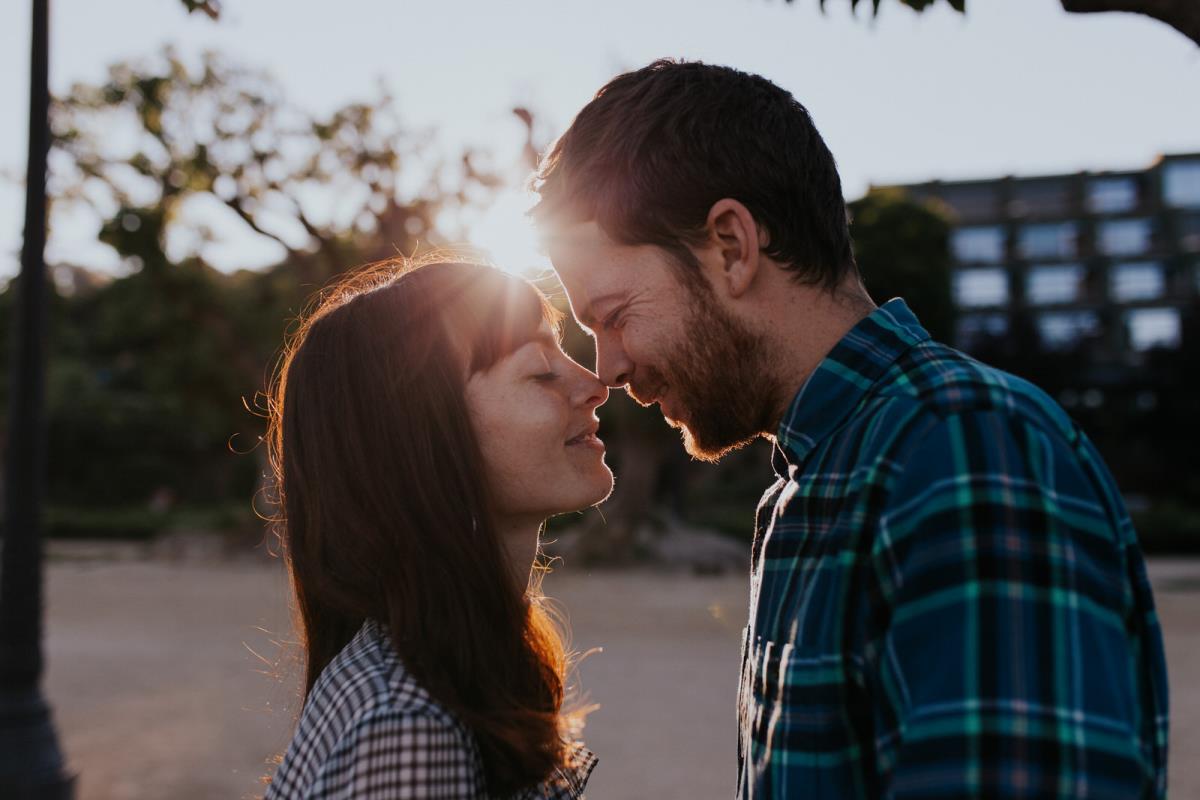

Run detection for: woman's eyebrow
[[509, 334, 556, 364]]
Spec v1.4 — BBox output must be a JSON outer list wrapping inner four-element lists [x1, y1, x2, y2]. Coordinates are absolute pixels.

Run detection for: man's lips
[[627, 382, 665, 409], [630, 383, 681, 421]]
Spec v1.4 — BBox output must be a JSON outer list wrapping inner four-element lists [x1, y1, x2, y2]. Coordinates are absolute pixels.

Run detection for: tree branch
[[224, 196, 303, 256], [285, 195, 326, 245], [1061, 0, 1200, 47]]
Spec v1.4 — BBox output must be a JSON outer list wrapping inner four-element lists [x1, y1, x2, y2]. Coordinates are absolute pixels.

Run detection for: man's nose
[[595, 339, 632, 388]]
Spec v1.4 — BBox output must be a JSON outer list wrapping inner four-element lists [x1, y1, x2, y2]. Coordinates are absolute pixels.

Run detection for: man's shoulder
[[868, 337, 1077, 446]]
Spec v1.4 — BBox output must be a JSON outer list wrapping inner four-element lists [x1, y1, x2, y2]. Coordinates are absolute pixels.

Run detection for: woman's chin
[[590, 465, 615, 506], [547, 466, 614, 518]]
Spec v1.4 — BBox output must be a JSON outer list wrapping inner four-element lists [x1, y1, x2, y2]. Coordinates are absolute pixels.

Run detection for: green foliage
[[848, 187, 956, 342], [42, 262, 261, 505]]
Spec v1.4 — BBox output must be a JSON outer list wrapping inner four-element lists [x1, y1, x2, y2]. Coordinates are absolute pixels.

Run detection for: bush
[[43, 506, 169, 540]]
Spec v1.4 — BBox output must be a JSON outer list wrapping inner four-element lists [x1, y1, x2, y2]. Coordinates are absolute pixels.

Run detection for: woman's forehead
[[510, 325, 561, 360]]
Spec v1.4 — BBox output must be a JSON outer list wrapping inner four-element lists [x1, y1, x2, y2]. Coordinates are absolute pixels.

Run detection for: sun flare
[[460, 187, 551, 279]]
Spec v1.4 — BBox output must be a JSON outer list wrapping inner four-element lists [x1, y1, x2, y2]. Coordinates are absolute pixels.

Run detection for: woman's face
[[465, 320, 613, 530]]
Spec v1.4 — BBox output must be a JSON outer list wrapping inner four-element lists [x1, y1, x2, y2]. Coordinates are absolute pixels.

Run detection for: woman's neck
[[494, 515, 544, 592]]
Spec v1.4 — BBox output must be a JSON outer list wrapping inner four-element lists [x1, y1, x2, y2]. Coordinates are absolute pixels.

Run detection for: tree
[[23, 48, 497, 518], [800, 0, 1200, 48], [848, 187, 956, 342], [51, 49, 454, 290]]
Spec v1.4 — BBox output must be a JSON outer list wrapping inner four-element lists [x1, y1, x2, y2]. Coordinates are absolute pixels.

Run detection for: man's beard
[[628, 285, 780, 463]]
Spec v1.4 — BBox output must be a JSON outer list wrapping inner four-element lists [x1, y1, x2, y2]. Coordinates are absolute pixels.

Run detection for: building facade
[[893, 153, 1200, 360]]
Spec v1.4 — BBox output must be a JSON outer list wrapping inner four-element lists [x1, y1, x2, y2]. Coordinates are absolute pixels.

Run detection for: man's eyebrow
[[577, 291, 627, 328]]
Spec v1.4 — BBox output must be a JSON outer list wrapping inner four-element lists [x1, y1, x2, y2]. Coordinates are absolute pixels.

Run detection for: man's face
[[547, 221, 778, 462]]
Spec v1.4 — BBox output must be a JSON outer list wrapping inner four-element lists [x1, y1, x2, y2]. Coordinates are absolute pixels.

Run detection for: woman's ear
[[705, 198, 765, 299]]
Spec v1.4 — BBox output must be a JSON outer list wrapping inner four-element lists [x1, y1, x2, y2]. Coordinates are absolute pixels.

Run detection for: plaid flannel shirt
[[737, 299, 1169, 799], [266, 618, 596, 799]]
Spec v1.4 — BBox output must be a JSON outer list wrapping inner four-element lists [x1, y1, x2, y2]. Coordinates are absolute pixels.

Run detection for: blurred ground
[[42, 541, 1200, 799]]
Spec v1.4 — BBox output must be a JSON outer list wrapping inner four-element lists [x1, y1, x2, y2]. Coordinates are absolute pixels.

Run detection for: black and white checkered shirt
[[265, 618, 597, 799]]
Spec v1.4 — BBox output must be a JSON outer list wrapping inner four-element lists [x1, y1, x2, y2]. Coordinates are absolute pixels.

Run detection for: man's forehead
[[543, 219, 612, 252], [545, 223, 626, 303]]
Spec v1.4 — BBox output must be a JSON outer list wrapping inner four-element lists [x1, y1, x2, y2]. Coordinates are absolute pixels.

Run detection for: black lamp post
[[0, 0, 75, 796]]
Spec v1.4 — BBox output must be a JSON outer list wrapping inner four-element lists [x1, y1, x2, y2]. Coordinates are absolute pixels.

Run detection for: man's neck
[[760, 278, 876, 434]]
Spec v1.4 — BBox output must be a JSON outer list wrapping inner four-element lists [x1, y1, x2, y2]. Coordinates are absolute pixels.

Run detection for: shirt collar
[[774, 298, 930, 468]]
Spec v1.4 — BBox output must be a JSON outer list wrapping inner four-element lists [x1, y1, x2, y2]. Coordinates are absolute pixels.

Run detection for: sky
[[2, 0, 1199, 278]]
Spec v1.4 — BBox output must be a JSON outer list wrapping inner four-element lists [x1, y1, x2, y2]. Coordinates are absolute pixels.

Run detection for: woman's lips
[[565, 420, 604, 450], [565, 433, 605, 451]]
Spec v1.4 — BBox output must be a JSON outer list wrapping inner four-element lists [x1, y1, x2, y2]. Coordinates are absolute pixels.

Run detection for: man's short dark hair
[[531, 59, 856, 289]]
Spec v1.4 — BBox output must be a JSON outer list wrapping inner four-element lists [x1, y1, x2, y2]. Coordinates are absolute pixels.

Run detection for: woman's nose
[[577, 370, 609, 410]]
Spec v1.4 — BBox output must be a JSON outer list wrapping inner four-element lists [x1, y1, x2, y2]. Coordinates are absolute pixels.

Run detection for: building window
[[1027, 263, 1085, 305], [1010, 179, 1071, 217], [1178, 213, 1200, 252], [1097, 218, 1153, 257], [937, 185, 999, 222], [1018, 222, 1077, 260], [1086, 177, 1138, 214], [1037, 311, 1099, 350], [954, 268, 1009, 308], [1125, 307, 1182, 351], [955, 313, 1008, 349], [951, 226, 1006, 263], [1163, 160, 1200, 208], [1110, 261, 1165, 303]]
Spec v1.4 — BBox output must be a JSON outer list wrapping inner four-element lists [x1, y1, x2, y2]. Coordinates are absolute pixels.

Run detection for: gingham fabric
[[737, 299, 1169, 799], [265, 618, 596, 799]]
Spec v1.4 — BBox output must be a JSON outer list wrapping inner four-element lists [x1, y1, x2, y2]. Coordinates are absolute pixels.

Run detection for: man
[[531, 60, 1169, 798]]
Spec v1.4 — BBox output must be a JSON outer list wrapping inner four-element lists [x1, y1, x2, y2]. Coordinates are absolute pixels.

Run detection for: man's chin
[[680, 424, 757, 464]]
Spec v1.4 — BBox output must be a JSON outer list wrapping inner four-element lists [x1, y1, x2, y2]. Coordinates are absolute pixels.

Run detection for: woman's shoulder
[[514, 741, 599, 800], [313, 618, 450, 720], [266, 619, 485, 799]]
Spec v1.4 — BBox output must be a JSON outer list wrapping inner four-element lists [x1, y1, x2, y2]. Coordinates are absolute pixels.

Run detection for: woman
[[263, 256, 612, 799]]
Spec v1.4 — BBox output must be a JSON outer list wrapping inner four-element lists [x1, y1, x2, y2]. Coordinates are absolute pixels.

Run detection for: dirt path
[[40, 553, 1199, 799]]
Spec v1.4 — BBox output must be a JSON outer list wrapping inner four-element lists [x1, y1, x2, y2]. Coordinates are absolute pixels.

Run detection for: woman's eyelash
[[532, 371, 558, 382]]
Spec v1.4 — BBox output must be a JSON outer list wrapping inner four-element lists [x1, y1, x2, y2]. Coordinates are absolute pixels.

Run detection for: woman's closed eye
[[531, 370, 559, 383]]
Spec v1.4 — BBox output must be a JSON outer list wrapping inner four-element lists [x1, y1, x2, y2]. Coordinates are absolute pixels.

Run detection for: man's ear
[[706, 198, 765, 299]]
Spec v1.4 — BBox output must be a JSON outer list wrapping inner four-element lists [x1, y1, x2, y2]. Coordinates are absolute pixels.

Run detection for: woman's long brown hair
[[265, 256, 574, 795]]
